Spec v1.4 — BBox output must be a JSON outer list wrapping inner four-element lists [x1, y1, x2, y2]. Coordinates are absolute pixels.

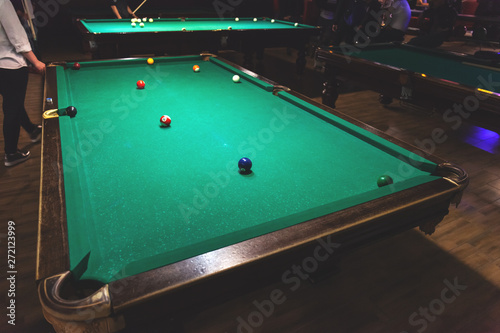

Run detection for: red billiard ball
[[73, 62, 81, 70], [137, 80, 145, 89], [193, 65, 200, 72], [160, 115, 171, 127]]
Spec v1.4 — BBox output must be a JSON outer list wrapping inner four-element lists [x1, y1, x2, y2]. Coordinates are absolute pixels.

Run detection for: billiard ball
[[160, 115, 171, 127], [139, 22, 145, 27], [65, 106, 77, 118], [232, 75, 240, 83], [147, 58, 154, 65], [238, 158, 252, 174], [235, 17, 239, 21], [228, 26, 232, 30], [294, 22, 299, 27], [131, 22, 136, 27], [182, 27, 186, 31], [72, 62, 81, 70], [149, 18, 153, 23], [142, 18, 147, 22], [377, 175, 393, 187], [253, 18, 257, 22], [193, 65, 200, 72], [137, 80, 145, 89], [131, 18, 136, 22], [271, 19, 275, 23]]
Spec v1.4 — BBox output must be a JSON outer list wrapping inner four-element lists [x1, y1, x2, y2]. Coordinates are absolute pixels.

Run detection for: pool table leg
[[296, 47, 307, 75], [322, 65, 339, 108]]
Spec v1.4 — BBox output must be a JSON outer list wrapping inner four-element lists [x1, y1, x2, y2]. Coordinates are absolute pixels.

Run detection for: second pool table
[[316, 43, 500, 113], [37, 54, 468, 332], [76, 17, 320, 72]]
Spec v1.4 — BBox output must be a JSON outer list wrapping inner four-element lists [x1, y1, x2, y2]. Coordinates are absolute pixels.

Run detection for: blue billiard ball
[[238, 158, 252, 174]]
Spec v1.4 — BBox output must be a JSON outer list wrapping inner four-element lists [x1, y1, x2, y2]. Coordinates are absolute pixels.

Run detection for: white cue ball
[[139, 22, 144, 27], [149, 18, 153, 23], [271, 19, 275, 23], [131, 22, 136, 27], [294, 22, 299, 26], [235, 17, 239, 21], [232, 75, 240, 83], [253, 18, 257, 22]]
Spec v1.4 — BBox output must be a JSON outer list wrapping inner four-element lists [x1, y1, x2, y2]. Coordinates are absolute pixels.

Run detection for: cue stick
[[21, 0, 37, 41], [133, 0, 148, 14], [461, 61, 500, 72]]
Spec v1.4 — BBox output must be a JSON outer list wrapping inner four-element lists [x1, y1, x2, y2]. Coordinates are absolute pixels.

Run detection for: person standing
[[372, 0, 412, 42], [110, 0, 138, 19], [1, 0, 45, 167]]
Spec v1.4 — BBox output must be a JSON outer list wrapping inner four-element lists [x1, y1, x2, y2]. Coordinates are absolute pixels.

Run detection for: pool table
[[316, 43, 500, 113], [76, 17, 319, 72], [37, 54, 468, 332]]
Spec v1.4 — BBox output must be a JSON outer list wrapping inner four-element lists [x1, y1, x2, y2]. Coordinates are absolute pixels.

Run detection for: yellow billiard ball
[[147, 58, 154, 65]]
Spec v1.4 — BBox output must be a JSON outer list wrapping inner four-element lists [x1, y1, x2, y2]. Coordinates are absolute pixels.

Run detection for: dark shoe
[[30, 125, 42, 143], [4, 150, 31, 167]]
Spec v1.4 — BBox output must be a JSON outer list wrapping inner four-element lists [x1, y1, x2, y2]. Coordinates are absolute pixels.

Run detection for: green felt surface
[[80, 17, 314, 34], [56, 56, 439, 283], [354, 45, 500, 88]]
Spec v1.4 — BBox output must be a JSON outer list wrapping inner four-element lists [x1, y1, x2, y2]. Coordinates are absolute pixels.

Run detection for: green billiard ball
[[377, 175, 393, 187]]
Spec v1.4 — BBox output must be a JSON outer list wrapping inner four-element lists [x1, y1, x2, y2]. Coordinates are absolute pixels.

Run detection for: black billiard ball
[[238, 158, 252, 174], [66, 106, 77, 118], [377, 175, 393, 187]]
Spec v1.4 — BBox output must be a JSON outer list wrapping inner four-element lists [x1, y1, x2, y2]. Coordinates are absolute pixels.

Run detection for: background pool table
[[37, 55, 467, 332], [316, 43, 500, 114], [76, 17, 319, 71]]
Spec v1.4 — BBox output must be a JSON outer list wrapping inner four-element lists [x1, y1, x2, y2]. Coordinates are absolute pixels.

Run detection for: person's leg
[[1, 67, 32, 166], [10, 69, 37, 135]]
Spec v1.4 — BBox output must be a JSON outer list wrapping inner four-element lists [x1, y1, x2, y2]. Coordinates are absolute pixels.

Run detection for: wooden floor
[[1, 37, 500, 333]]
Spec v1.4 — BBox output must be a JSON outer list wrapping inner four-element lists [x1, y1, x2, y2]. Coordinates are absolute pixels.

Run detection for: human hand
[[33, 60, 46, 74]]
